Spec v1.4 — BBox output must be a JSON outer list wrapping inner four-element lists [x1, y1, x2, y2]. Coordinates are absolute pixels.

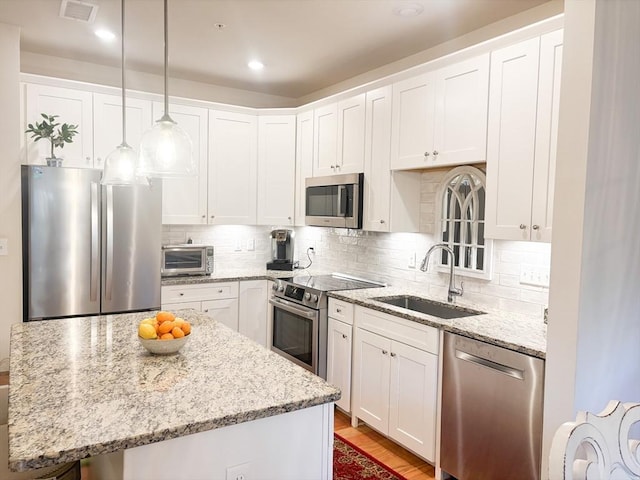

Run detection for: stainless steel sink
[[372, 295, 485, 319]]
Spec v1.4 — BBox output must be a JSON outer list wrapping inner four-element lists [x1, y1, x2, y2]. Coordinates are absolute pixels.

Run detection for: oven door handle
[[269, 297, 318, 319]]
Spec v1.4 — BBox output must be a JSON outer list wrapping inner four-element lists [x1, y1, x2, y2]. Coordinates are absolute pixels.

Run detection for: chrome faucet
[[420, 243, 463, 303]]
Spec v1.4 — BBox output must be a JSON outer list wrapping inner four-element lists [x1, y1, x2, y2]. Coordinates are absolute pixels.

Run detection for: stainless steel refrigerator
[[21, 165, 162, 321]]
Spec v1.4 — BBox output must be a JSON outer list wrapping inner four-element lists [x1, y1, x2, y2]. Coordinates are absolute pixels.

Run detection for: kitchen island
[[8, 310, 340, 480]]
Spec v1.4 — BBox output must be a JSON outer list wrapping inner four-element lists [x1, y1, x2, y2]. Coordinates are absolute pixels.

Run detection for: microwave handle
[[337, 185, 346, 216]]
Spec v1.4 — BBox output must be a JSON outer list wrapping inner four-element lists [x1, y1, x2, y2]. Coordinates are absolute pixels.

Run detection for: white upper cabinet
[[313, 94, 366, 177], [390, 54, 490, 170], [157, 103, 209, 225], [93, 94, 152, 171], [336, 93, 366, 174], [208, 110, 258, 225], [313, 103, 338, 176], [294, 110, 314, 226], [363, 86, 392, 231], [485, 30, 563, 242], [257, 115, 296, 226], [24, 84, 94, 167]]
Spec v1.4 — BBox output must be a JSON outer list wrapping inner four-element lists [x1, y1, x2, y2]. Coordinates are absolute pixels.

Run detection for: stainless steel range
[[269, 273, 384, 378]]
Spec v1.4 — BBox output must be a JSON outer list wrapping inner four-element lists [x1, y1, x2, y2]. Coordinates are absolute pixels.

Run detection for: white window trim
[[434, 165, 493, 281]]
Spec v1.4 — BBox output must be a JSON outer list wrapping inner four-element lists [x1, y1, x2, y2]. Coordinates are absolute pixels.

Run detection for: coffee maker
[[266, 229, 297, 271]]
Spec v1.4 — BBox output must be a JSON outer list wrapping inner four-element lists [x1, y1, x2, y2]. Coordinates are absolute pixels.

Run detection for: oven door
[[269, 297, 319, 375]]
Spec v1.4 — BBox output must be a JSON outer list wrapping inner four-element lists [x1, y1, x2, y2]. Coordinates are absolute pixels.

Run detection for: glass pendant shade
[[138, 114, 195, 177], [101, 142, 138, 185]]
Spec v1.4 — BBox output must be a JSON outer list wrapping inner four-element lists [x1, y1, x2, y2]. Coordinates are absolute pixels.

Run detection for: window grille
[[436, 166, 492, 279]]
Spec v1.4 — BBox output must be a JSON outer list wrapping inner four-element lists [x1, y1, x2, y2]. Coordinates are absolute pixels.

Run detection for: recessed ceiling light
[[393, 3, 424, 17], [248, 60, 264, 71], [95, 29, 116, 42]]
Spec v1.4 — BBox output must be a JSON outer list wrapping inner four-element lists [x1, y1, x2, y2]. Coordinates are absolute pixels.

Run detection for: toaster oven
[[161, 245, 214, 277]]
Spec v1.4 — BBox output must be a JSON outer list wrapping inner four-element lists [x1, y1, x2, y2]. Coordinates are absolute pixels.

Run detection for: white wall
[[0, 23, 22, 370], [542, 0, 640, 477]]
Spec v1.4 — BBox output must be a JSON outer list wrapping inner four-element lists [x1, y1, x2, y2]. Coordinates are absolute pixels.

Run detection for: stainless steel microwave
[[161, 245, 214, 277], [305, 173, 364, 228]]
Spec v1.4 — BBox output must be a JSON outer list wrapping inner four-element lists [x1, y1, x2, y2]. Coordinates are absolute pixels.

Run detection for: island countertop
[[8, 310, 340, 472]]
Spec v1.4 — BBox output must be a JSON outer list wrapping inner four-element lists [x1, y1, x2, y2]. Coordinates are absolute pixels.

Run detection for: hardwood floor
[[334, 409, 436, 480]]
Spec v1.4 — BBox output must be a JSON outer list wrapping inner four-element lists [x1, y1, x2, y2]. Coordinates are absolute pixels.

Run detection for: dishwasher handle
[[455, 349, 524, 380]]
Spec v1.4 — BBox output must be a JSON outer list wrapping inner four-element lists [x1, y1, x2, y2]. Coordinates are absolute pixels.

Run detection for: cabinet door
[[363, 86, 392, 232], [313, 103, 337, 176], [208, 110, 258, 225], [433, 54, 489, 167], [327, 317, 353, 413], [353, 328, 391, 434], [531, 30, 563, 243], [388, 340, 438, 462], [390, 72, 436, 170], [202, 298, 239, 331], [24, 84, 94, 167], [257, 115, 296, 226], [238, 280, 268, 346], [485, 38, 541, 241], [294, 110, 314, 226], [93, 93, 152, 171], [158, 103, 209, 225], [336, 93, 365, 174]]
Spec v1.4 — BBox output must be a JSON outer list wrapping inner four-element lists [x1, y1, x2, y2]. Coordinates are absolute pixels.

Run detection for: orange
[[181, 321, 191, 335], [158, 321, 174, 334], [172, 326, 185, 338], [156, 311, 176, 323], [174, 317, 185, 328], [160, 333, 174, 340]]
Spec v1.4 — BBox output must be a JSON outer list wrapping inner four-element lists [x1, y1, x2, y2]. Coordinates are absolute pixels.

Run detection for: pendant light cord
[[120, 0, 127, 146], [163, 0, 169, 117]]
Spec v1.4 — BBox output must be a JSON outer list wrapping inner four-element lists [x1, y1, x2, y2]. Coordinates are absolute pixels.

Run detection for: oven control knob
[[310, 294, 319, 303], [278, 285, 285, 292], [272, 282, 278, 291], [304, 293, 311, 300]]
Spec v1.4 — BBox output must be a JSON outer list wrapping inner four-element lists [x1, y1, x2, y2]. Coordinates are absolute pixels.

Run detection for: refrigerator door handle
[[105, 185, 114, 301], [90, 182, 99, 302]]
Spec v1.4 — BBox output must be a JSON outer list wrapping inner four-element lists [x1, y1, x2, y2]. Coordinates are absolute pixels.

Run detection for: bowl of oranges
[[138, 311, 192, 355]]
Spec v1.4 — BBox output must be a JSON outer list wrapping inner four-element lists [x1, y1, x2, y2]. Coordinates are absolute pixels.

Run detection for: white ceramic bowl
[[138, 335, 189, 355]]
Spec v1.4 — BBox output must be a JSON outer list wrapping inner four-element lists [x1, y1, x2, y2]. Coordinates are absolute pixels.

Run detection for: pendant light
[[101, 0, 138, 185], [137, 0, 194, 177]]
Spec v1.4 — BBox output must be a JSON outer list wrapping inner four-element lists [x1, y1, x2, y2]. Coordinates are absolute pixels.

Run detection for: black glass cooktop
[[280, 274, 384, 293]]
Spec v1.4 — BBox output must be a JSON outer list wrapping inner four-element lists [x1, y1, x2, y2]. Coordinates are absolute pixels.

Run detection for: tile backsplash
[[162, 224, 550, 318]]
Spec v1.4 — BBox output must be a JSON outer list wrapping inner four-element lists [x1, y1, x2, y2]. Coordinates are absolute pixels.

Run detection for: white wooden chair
[[549, 400, 640, 479]]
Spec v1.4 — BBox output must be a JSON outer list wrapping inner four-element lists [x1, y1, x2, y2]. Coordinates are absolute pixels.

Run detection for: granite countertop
[[160, 267, 322, 286], [8, 310, 340, 472], [328, 286, 547, 359]]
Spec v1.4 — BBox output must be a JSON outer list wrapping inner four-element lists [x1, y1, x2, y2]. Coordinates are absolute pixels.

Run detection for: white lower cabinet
[[327, 298, 355, 413], [161, 281, 240, 331], [352, 306, 439, 462], [238, 280, 268, 346]]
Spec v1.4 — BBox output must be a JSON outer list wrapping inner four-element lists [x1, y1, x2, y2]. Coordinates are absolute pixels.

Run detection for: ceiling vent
[[59, 0, 99, 23]]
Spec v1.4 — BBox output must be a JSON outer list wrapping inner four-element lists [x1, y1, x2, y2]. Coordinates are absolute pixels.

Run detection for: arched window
[[435, 166, 492, 279]]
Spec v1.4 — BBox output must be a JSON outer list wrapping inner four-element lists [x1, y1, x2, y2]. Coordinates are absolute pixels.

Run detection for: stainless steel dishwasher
[[441, 332, 545, 480]]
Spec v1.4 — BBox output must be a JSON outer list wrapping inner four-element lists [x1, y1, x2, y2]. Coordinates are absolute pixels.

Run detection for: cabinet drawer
[[328, 298, 354, 324], [161, 301, 201, 312], [355, 306, 439, 354], [161, 281, 239, 303]]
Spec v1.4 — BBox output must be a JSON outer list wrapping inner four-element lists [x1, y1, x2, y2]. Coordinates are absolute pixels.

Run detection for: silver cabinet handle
[[424, 152, 430, 158], [390, 352, 397, 358], [86, 156, 91, 163], [201, 215, 206, 219], [433, 150, 439, 156], [532, 225, 540, 230], [380, 219, 385, 224], [382, 350, 388, 355], [96, 157, 102, 164], [204, 309, 209, 313], [336, 308, 342, 313], [519, 224, 527, 229], [342, 334, 347, 339], [210, 215, 215, 219], [218, 289, 223, 293], [179, 292, 184, 296]]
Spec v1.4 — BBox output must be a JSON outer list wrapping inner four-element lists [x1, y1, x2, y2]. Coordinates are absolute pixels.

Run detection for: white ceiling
[[0, 0, 552, 99]]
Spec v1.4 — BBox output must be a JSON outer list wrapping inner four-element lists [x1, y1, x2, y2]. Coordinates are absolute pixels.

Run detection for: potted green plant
[[25, 114, 79, 167]]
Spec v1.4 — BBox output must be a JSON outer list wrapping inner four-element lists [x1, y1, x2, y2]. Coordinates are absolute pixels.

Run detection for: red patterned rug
[[334, 433, 409, 480]]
